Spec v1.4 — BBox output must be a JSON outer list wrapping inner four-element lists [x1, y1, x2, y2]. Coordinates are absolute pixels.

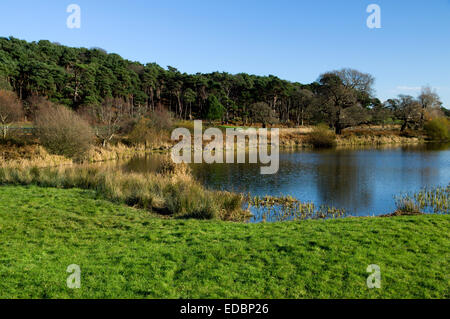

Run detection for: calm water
[[124, 143, 450, 217]]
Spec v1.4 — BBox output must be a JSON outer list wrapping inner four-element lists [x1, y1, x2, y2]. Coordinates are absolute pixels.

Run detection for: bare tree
[[88, 97, 128, 146], [418, 86, 443, 124], [0, 90, 23, 139], [333, 68, 375, 97]]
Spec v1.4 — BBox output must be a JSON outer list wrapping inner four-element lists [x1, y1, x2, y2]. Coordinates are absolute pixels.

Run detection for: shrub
[[249, 102, 278, 128], [128, 117, 153, 146], [24, 95, 52, 121], [424, 118, 450, 141], [128, 110, 173, 147], [149, 108, 173, 131], [0, 90, 23, 139], [34, 103, 94, 159], [307, 124, 336, 148]]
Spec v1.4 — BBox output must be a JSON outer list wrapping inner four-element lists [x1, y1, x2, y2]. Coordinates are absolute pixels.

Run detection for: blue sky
[[0, 0, 449, 106]]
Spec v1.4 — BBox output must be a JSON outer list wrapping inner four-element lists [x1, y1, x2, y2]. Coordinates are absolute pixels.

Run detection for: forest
[[1, 36, 448, 136]]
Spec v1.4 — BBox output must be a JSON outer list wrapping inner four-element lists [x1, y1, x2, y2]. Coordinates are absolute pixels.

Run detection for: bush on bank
[[34, 103, 94, 159], [306, 124, 337, 148], [424, 118, 450, 141]]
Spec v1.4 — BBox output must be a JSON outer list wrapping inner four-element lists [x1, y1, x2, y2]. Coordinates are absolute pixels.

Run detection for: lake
[[123, 143, 450, 219]]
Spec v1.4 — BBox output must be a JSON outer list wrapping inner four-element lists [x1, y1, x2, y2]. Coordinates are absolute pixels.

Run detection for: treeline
[[0, 36, 448, 134]]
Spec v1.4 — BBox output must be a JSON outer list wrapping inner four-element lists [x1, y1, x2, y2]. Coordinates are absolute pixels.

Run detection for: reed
[[247, 194, 348, 222], [394, 185, 449, 215]]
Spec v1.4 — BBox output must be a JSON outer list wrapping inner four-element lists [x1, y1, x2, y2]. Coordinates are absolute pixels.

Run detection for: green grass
[[0, 185, 449, 299]]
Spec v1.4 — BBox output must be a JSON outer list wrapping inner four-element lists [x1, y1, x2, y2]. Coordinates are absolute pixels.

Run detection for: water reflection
[[123, 143, 450, 217]]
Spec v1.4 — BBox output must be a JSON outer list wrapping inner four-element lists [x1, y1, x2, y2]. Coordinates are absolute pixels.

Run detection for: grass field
[[0, 185, 448, 299]]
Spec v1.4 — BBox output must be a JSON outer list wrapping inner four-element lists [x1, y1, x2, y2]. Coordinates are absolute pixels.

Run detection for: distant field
[[0, 185, 448, 299]]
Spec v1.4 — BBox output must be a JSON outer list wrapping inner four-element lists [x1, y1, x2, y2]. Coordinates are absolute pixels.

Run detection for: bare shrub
[[0, 90, 23, 139], [24, 94, 52, 121], [128, 110, 173, 147], [34, 103, 94, 158], [80, 98, 131, 146], [148, 108, 173, 131]]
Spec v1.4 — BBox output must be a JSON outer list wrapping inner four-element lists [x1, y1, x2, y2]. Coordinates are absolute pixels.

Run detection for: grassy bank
[[0, 185, 448, 298], [0, 163, 246, 221]]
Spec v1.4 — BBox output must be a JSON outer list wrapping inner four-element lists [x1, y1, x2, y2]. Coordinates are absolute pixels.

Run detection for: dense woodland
[[0, 36, 448, 135]]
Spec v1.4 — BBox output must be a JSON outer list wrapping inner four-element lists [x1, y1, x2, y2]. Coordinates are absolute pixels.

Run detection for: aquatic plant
[[394, 185, 449, 215], [247, 194, 348, 222]]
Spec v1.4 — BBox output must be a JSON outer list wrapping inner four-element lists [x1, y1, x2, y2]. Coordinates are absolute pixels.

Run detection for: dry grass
[[272, 125, 423, 148], [85, 143, 149, 162], [0, 144, 72, 167], [0, 160, 247, 221], [0, 142, 162, 167], [336, 134, 422, 146]]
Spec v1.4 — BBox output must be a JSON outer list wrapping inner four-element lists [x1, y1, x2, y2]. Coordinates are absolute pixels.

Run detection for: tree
[[291, 88, 315, 126], [423, 118, 449, 141], [317, 73, 358, 134], [333, 68, 375, 97], [370, 99, 391, 127], [418, 86, 443, 124], [249, 102, 277, 128], [340, 104, 370, 127], [166, 66, 184, 117], [385, 95, 422, 131], [0, 50, 16, 91], [0, 90, 23, 139], [441, 107, 450, 117], [2, 36, 442, 130], [183, 88, 196, 120], [205, 95, 225, 123], [86, 97, 128, 146]]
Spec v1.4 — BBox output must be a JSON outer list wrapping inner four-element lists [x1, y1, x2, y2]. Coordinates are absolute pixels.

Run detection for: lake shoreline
[[0, 128, 426, 165]]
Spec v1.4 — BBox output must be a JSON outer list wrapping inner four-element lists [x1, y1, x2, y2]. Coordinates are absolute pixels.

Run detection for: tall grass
[[0, 162, 246, 221]]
